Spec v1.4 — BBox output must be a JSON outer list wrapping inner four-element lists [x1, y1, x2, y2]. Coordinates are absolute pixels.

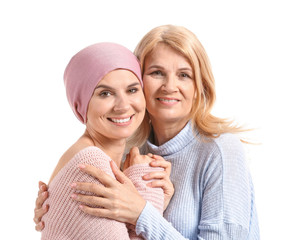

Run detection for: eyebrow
[[95, 82, 140, 90], [148, 65, 193, 72]]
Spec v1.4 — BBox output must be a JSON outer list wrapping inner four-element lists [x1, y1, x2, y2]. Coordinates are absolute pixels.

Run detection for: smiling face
[[86, 69, 145, 142], [143, 43, 196, 127]]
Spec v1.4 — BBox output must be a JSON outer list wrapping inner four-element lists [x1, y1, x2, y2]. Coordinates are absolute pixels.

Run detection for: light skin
[[34, 43, 192, 230], [143, 43, 196, 145], [34, 69, 149, 228], [48, 69, 146, 184], [84, 69, 146, 166]]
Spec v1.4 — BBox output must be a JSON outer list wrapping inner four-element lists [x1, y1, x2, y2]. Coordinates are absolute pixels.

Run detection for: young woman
[[35, 25, 260, 239], [40, 42, 168, 239]]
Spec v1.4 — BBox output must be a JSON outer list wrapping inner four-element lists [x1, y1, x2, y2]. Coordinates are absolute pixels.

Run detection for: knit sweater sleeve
[[123, 164, 164, 239], [136, 202, 189, 239], [42, 147, 131, 240], [197, 134, 258, 239]]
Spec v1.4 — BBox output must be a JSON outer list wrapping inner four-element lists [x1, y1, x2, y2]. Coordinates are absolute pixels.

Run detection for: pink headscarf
[[64, 42, 142, 124]]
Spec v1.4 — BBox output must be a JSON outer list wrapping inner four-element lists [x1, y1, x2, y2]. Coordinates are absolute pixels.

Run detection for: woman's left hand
[[144, 154, 174, 210], [71, 163, 146, 225]]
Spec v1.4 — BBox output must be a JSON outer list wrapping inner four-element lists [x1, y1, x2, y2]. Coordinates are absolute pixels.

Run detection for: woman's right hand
[[123, 147, 153, 170], [124, 147, 174, 211], [33, 181, 49, 231]]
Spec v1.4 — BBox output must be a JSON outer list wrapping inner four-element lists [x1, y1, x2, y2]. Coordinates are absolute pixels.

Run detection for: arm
[[32, 148, 174, 231], [123, 147, 165, 239], [32, 147, 154, 230], [73, 149, 180, 239], [196, 138, 255, 239], [42, 147, 131, 239], [197, 136, 258, 239], [72, 147, 168, 225], [123, 147, 173, 212], [136, 137, 258, 240]]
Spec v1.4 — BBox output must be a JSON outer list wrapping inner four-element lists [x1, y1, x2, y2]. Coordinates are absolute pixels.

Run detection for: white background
[[1, 0, 299, 239]]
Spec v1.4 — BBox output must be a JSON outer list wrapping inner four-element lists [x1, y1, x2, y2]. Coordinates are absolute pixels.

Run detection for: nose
[[113, 93, 130, 113], [162, 75, 178, 93]]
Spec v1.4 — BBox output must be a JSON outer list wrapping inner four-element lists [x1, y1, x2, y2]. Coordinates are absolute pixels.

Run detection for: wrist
[[131, 198, 147, 225]]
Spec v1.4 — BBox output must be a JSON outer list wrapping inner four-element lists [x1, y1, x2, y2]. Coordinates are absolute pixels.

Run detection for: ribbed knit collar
[[146, 121, 198, 157]]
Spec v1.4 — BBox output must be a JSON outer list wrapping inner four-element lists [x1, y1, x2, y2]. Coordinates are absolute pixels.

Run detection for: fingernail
[[78, 164, 85, 169], [151, 161, 158, 166], [143, 174, 150, 180], [146, 182, 152, 187], [70, 183, 77, 188], [42, 191, 47, 197], [71, 193, 77, 199], [42, 204, 47, 210]]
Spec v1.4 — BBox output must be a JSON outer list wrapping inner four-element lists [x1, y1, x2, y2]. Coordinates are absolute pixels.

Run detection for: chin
[[118, 130, 135, 138]]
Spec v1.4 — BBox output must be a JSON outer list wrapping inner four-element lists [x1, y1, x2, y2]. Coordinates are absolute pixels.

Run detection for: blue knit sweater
[[136, 122, 259, 239]]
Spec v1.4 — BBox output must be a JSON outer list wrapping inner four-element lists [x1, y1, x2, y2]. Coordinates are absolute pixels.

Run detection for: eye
[[179, 72, 191, 78], [128, 88, 138, 93], [99, 91, 112, 97], [150, 70, 163, 76]]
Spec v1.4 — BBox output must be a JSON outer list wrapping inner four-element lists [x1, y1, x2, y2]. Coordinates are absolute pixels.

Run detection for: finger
[[71, 193, 112, 209], [152, 154, 164, 160], [71, 182, 110, 197], [37, 182, 48, 196], [34, 204, 49, 224], [36, 191, 48, 209], [147, 179, 172, 189], [143, 171, 167, 181], [110, 161, 127, 184], [78, 164, 115, 187], [39, 181, 48, 191], [147, 153, 154, 158], [129, 146, 140, 158], [150, 160, 171, 174], [35, 221, 45, 232], [79, 205, 112, 219], [149, 159, 170, 168]]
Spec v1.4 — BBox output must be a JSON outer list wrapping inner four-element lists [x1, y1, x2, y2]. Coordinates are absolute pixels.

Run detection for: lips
[[108, 115, 133, 123], [157, 97, 180, 103]]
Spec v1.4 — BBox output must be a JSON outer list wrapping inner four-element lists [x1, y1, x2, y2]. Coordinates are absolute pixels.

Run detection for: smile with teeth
[[157, 98, 179, 102], [109, 116, 132, 123]]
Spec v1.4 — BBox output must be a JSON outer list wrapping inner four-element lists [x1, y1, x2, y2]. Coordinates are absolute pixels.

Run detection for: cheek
[[133, 93, 146, 112], [87, 99, 106, 120], [143, 77, 158, 95], [143, 84, 157, 103], [184, 83, 197, 100]]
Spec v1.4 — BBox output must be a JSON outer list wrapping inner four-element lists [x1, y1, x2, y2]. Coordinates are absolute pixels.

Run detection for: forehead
[[146, 43, 192, 68]]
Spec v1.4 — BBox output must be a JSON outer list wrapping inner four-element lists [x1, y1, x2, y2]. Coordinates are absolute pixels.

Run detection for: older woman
[[40, 42, 166, 240], [35, 25, 259, 239]]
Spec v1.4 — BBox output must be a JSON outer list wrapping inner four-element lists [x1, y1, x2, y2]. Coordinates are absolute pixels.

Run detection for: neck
[[83, 129, 126, 168], [150, 117, 189, 146]]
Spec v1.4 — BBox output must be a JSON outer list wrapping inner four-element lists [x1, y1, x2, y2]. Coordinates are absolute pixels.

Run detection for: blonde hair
[[134, 25, 246, 140], [126, 113, 150, 150]]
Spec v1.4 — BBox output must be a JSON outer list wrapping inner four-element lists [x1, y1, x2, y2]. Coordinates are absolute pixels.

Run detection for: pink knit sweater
[[41, 146, 164, 240]]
